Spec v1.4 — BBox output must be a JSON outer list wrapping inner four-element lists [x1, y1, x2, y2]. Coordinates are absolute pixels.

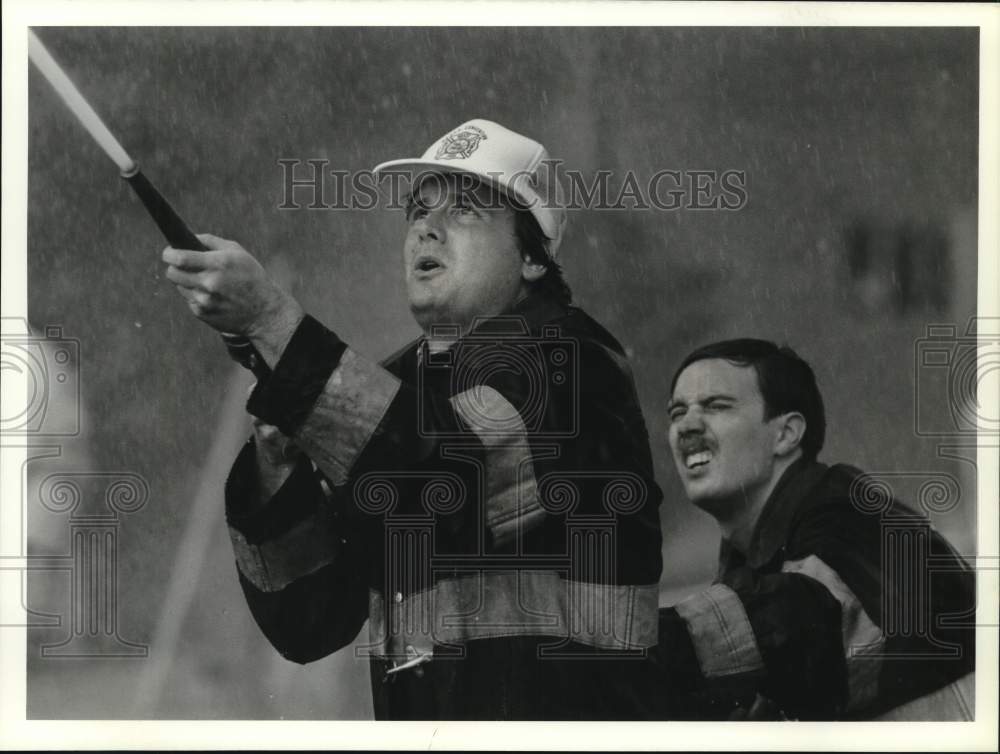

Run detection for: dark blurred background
[[23, 27, 978, 719]]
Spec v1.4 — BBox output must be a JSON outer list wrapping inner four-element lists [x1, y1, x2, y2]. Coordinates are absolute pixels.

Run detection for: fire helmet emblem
[[435, 125, 488, 160]]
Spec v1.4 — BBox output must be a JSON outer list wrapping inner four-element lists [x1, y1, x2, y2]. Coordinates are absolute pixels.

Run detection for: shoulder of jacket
[[561, 306, 626, 351], [786, 461, 914, 533], [556, 307, 636, 375], [379, 336, 422, 371]]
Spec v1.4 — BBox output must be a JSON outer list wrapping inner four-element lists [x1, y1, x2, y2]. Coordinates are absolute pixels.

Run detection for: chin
[[411, 303, 468, 336], [409, 299, 439, 327], [681, 481, 725, 510]]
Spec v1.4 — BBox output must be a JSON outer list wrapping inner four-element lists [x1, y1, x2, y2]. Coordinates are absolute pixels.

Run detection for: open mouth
[[678, 438, 714, 471], [413, 255, 445, 276], [684, 450, 713, 470]]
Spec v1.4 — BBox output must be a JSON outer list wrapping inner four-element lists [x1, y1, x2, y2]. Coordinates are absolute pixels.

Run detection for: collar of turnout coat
[[720, 458, 866, 571]]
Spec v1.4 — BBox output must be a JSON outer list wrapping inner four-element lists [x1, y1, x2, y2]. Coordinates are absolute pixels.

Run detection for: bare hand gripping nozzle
[[27, 29, 269, 380]]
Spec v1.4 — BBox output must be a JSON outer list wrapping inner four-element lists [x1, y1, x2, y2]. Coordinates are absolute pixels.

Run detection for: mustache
[[676, 432, 714, 455]]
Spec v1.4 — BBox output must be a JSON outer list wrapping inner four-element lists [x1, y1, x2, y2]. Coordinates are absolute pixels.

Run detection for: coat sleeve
[[656, 572, 846, 719], [655, 493, 975, 719], [224, 438, 371, 663], [779, 490, 976, 716]]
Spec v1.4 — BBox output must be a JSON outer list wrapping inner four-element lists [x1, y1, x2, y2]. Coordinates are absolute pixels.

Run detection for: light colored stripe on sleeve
[[229, 514, 339, 593], [362, 572, 659, 660], [782, 554, 886, 710], [674, 583, 765, 678], [294, 348, 401, 486], [450, 385, 544, 546]]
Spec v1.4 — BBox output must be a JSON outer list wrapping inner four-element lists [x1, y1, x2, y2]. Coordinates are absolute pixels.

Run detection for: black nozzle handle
[[123, 166, 271, 380]]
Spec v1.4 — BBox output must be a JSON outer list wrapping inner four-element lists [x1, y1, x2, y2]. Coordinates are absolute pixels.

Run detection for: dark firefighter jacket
[[224, 292, 669, 719], [653, 458, 976, 720]]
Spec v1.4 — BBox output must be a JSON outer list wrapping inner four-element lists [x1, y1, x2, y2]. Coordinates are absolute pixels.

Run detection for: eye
[[450, 202, 479, 218], [406, 205, 428, 223], [706, 401, 731, 412], [668, 406, 686, 423]]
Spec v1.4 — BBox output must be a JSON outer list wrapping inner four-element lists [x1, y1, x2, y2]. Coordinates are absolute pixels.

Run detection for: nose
[[672, 408, 705, 437], [414, 209, 446, 244]]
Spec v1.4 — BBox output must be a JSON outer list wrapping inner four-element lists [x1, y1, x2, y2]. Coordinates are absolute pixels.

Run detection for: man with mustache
[[655, 339, 975, 720], [162, 120, 667, 719]]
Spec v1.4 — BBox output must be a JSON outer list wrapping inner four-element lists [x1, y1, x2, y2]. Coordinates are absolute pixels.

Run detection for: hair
[[669, 338, 826, 460], [405, 173, 572, 307], [511, 206, 572, 308]]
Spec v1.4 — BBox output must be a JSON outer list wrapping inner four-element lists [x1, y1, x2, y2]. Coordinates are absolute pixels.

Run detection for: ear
[[521, 256, 547, 283], [773, 412, 806, 458]]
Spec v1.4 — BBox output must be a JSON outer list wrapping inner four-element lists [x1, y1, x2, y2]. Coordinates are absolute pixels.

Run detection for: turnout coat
[[224, 293, 668, 719], [655, 458, 976, 720]]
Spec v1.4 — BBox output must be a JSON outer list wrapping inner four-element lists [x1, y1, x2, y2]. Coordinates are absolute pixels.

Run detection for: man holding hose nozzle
[[162, 120, 671, 720]]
